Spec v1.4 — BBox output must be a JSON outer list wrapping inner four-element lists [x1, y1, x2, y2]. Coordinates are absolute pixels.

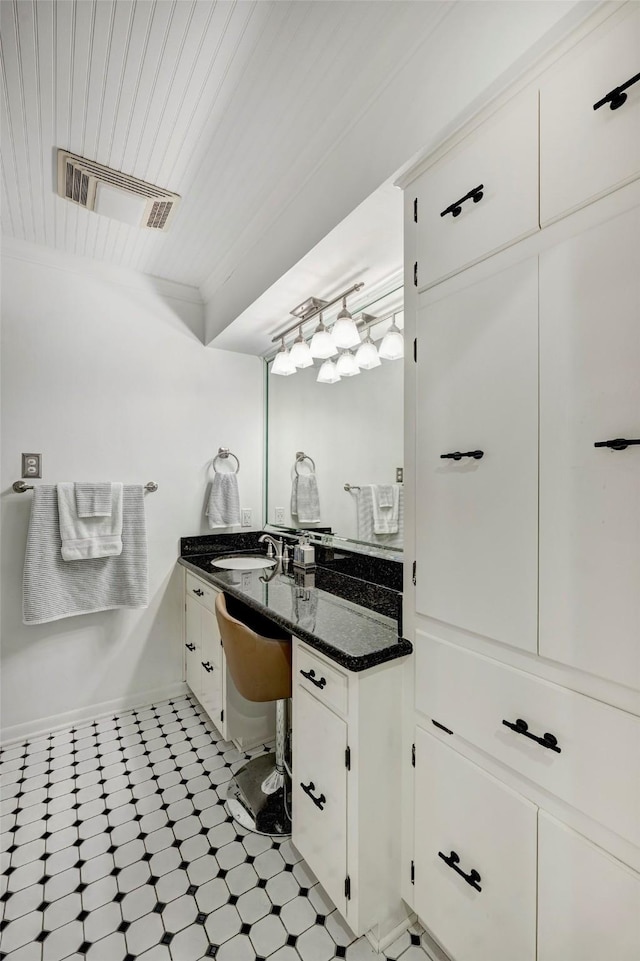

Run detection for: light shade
[[331, 298, 360, 348], [316, 359, 341, 384], [309, 315, 337, 359], [271, 341, 296, 375], [355, 334, 381, 370], [289, 330, 313, 368], [336, 350, 360, 377], [378, 319, 404, 360]]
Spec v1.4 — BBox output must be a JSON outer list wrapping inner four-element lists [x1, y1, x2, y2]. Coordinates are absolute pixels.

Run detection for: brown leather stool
[[215, 592, 292, 836]]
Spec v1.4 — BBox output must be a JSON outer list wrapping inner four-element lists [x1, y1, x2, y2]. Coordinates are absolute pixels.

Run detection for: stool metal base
[[226, 752, 291, 837]]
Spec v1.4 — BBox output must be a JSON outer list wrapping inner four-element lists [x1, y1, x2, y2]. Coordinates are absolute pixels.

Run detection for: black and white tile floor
[[0, 695, 429, 961]]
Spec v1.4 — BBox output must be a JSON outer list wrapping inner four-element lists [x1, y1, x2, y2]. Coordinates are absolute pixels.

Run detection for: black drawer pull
[[201, 661, 213, 673], [185, 643, 196, 652], [300, 668, 327, 689], [192, 588, 205, 597], [300, 781, 326, 810], [594, 438, 640, 452], [441, 184, 484, 219], [502, 718, 561, 753], [438, 850, 482, 891], [440, 450, 484, 461], [593, 71, 640, 111]]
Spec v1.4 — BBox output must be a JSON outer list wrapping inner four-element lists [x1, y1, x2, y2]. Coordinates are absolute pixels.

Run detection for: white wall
[[0, 239, 263, 742], [267, 357, 403, 543]]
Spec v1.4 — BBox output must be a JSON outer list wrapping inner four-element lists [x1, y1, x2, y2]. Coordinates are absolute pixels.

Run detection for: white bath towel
[[206, 473, 240, 527], [291, 474, 320, 524], [74, 482, 113, 517], [23, 485, 148, 625], [372, 484, 400, 534], [357, 485, 404, 547], [57, 482, 123, 560]]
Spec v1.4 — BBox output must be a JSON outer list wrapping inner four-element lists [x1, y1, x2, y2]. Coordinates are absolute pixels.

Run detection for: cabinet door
[[540, 7, 640, 225], [538, 814, 640, 961], [414, 728, 537, 961], [200, 608, 224, 729], [415, 258, 538, 652], [185, 595, 202, 700], [539, 206, 640, 689], [413, 86, 538, 288], [293, 686, 348, 916]]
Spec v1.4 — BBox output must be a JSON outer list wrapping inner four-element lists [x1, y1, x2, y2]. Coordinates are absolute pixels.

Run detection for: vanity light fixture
[[336, 349, 360, 377], [316, 359, 341, 383], [289, 326, 314, 368], [271, 337, 296, 375], [378, 314, 404, 360], [331, 296, 361, 349], [355, 332, 381, 369], [309, 313, 337, 359]]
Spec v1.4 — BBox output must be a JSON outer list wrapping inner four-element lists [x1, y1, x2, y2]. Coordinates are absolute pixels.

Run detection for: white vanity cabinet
[[183, 568, 275, 750], [292, 640, 409, 949]]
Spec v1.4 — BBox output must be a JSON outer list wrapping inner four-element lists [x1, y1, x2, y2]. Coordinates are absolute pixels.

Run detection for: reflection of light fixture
[[289, 326, 313, 368], [309, 313, 337, 359], [317, 359, 341, 383], [355, 332, 381, 369], [271, 338, 296, 375], [336, 350, 360, 377], [379, 315, 404, 360], [332, 297, 360, 348]]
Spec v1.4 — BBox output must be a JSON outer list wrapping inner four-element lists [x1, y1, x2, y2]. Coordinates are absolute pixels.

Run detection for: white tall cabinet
[[400, 5, 640, 961]]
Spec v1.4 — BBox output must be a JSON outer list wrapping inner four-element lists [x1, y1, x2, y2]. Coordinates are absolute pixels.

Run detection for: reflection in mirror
[[266, 288, 403, 551]]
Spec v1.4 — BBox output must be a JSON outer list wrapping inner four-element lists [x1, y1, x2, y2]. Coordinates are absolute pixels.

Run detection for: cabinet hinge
[[411, 860, 415, 884], [344, 876, 351, 900], [412, 561, 417, 586], [411, 743, 415, 767], [413, 337, 417, 363], [345, 746, 351, 771], [413, 197, 418, 223], [413, 261, 418, 287], [220, 710, 224, 723]]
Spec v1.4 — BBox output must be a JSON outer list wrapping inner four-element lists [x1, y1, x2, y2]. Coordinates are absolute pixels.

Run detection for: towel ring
[[295, 452, 316, 475], [213, 448, 240, 474]]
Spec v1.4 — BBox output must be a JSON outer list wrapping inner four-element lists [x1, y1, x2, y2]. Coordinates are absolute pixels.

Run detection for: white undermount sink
[[210, 555, 276, 571]]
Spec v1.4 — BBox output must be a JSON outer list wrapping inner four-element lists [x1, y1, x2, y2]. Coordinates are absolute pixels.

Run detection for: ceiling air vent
[[56, 149, 180, 231]]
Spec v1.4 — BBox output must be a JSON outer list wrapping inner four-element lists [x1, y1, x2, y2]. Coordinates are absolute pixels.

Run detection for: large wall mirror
[[266, 285, 404, 553]]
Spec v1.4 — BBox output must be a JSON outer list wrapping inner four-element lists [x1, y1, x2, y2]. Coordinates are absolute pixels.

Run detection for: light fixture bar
[[270, 282, 364, 344], [357, 309, 403, 332]]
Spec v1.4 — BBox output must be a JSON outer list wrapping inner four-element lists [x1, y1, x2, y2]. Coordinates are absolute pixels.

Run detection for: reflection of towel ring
[[295, 451, 316, 475], [213, 447, 240, 473]]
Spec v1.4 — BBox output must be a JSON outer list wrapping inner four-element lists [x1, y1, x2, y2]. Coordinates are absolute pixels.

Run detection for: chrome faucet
[[258, 533, 283, 559]]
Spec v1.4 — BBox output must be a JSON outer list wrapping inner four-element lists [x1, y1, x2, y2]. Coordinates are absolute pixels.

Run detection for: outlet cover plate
[[274, 507, 285, 523], [22, 453, 42, 478], [241, 508, 252, 527]]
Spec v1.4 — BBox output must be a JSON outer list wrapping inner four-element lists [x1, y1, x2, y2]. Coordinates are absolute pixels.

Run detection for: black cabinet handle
[[300, 668, 327, 689], [201, 661, 213, 673], [185, 643, 196, 652], [441, 184, 484, 219], [593, 71, 640, 111], [594, 438, 640, 451], [438, 850, 482, 892], [502, 718, 561, 753], [440, 450, 484, 461], [192, 588, 204, 597], [300, 781, 326, 810]]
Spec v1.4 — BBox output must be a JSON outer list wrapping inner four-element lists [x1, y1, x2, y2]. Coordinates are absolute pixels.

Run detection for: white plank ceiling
[[0, 0, 446, 294]]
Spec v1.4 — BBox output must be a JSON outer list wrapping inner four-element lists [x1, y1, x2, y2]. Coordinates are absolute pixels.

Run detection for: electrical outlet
[[274, 507, 285, 523], [241, 508, 252, 527], [22, 453, 42, 478], [396, 467, 404, 483]]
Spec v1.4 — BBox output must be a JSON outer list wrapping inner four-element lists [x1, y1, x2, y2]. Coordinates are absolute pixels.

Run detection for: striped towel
[[74, 482, 113, 517], [356, 485, 405, 548], [23, 485, 148, 625]]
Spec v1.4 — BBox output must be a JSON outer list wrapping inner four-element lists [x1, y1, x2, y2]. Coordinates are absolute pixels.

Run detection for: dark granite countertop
[[179, 552, 412, 673]]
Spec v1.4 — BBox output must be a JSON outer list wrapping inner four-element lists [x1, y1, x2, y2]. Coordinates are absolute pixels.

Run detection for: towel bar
[[12, 480, 158, 494], [344, 483, 361, 492]]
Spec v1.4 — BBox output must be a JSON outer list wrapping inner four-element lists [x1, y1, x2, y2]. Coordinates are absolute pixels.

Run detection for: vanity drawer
[[540, 7, 640, 225], [416, 634, 640, 848], [412, 85, 538, 288], [185, 570, 219, 613], [414, 727, 537, 961], [296, 644, 348, 717]]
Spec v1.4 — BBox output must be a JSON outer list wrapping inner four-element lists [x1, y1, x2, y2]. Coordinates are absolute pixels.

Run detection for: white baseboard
[[0, 681, 188, 747]]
